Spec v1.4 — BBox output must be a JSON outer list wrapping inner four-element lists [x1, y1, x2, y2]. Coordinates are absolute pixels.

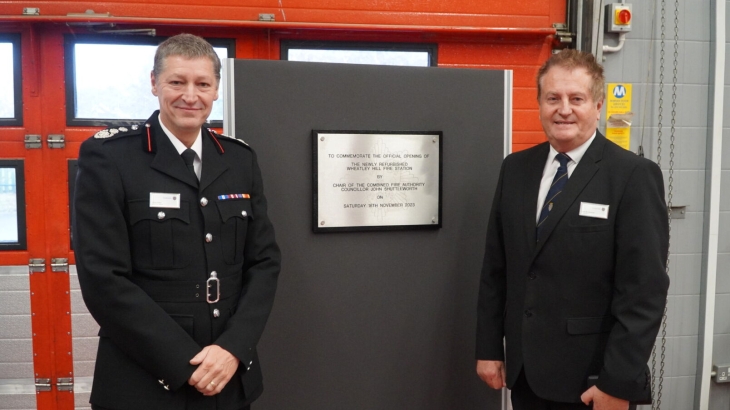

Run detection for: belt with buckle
[[206, 272, 220, 303], [131, 273, 242, 303]]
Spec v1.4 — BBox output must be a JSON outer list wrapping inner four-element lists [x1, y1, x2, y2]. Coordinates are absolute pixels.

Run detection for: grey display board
[[227, 59, 509, 410]]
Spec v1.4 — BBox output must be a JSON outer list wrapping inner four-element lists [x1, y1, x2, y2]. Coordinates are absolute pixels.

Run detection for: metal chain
[[650, 2, 667, 408], [656, 0, 665, 170], [657, 2, 679, 408], [652, 0, 678, 408]]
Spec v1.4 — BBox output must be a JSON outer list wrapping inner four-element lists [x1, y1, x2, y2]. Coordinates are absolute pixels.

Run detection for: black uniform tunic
[[73, 112, 281, 410]]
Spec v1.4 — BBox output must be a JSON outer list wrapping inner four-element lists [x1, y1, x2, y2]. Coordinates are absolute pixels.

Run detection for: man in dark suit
[[475, 50, 669, 410], [73, 33, 281, 410]]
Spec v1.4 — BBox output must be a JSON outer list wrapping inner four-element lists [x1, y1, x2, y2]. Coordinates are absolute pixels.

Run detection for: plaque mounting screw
[[432, 217, 436, 223], [320, 137, 325, 141], [432, 137, 436, 143], [320, 221, 325, 225]]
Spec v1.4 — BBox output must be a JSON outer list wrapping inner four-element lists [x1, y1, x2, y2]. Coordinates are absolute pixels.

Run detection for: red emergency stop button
[[616, 8, 631, 25]]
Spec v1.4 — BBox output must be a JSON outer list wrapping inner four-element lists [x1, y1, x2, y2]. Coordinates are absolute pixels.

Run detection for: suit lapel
[[522, 143, 551, 249], [533, 134, 606, 255], [200, 130, 229, 192], [149, 120, 199, 189]]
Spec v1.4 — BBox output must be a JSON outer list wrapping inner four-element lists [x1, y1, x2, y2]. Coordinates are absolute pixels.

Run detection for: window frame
[[64, 35, 235, 127], [280, 40, 438, 67], [0, 33, 23, 126], [0, 160, 27, 251]]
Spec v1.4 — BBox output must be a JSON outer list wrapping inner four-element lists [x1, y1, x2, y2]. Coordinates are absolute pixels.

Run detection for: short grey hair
[[153, 33, 221, 83], [536, 49, 605, 103]]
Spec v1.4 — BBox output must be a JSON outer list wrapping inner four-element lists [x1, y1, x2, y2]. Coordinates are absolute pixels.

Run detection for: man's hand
[[581, 386, 629, 410], [476, 360, 506, 389], [188, 345, 240, 396]]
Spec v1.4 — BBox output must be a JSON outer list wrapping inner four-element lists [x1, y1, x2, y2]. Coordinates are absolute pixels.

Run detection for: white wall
[[600, 0, 730, 408]]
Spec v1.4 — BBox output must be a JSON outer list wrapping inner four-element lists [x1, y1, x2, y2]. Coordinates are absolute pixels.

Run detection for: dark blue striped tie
[[536, 153, 571, 238]]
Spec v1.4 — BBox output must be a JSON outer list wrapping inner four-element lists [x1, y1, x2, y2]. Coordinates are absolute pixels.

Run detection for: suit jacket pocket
[[567, 222, 611, 233], [568, 206, 612, 233], [567, 316, 614, 335], [128, 200, 191, 269], [216, 199, 253, 265]]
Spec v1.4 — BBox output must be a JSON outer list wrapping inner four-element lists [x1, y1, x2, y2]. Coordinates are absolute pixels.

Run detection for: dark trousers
[[511, 369, 636, 410]]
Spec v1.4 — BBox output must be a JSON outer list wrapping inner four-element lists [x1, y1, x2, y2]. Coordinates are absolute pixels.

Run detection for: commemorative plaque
[[313, 131, 442, 232]]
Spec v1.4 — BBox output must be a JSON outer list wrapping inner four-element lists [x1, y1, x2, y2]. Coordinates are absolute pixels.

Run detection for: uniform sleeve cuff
[[159, 363, 196, 391], [596, 368, 652, 403]]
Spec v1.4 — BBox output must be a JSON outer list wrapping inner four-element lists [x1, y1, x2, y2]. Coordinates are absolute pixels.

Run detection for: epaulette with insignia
[[94, 124, 141, 139], [208, 128, 250, 147]]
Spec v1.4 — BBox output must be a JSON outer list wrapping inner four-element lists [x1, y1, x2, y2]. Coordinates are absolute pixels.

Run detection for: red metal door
[[0, 23, 73, 410]]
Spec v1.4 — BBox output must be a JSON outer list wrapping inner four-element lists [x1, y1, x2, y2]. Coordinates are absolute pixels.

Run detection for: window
[[282, 41, 436, 67], [0, 160, 26, 250], [65, 36, 234, 127], [0, 34, 22, 126]]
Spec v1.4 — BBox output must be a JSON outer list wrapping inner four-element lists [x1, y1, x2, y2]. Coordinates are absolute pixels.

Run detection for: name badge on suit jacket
[[149, 192, 181, 209], [579, 202, 609, 219]]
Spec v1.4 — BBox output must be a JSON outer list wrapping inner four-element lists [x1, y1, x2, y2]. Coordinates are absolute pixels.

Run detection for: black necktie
[[536, 153, 571, 238], [181, 149, 198, 182]]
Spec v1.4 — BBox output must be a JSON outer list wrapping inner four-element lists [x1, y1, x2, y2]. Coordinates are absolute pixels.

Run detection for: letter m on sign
[[613, 85, 626, 98]]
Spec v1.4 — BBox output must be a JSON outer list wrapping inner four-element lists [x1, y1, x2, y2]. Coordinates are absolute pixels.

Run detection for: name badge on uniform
[[149, 192, 181, 209], [579, 202, 609, 219]]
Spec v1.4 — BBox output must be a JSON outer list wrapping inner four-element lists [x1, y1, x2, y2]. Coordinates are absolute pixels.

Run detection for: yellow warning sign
[[606, 83, 632, 116], [605, 127, 630, 151], [605, 83, 632, 150]]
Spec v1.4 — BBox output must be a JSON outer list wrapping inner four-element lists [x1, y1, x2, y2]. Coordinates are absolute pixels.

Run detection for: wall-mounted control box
[[606, 3, 633, 33], [713, 364, 730, 383]]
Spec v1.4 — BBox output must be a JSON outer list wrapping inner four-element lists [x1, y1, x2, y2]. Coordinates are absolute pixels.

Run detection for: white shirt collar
[[536, 131, 597, 223], [158, 114, 202, 159], [548, 131, 596, 165]]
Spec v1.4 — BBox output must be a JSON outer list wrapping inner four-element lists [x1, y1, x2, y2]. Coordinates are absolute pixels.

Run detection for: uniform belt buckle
[[206, 272, 220, 304]]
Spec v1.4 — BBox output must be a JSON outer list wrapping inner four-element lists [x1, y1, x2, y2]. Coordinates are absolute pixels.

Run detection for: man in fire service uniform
[[73, 33, 281, 410]]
